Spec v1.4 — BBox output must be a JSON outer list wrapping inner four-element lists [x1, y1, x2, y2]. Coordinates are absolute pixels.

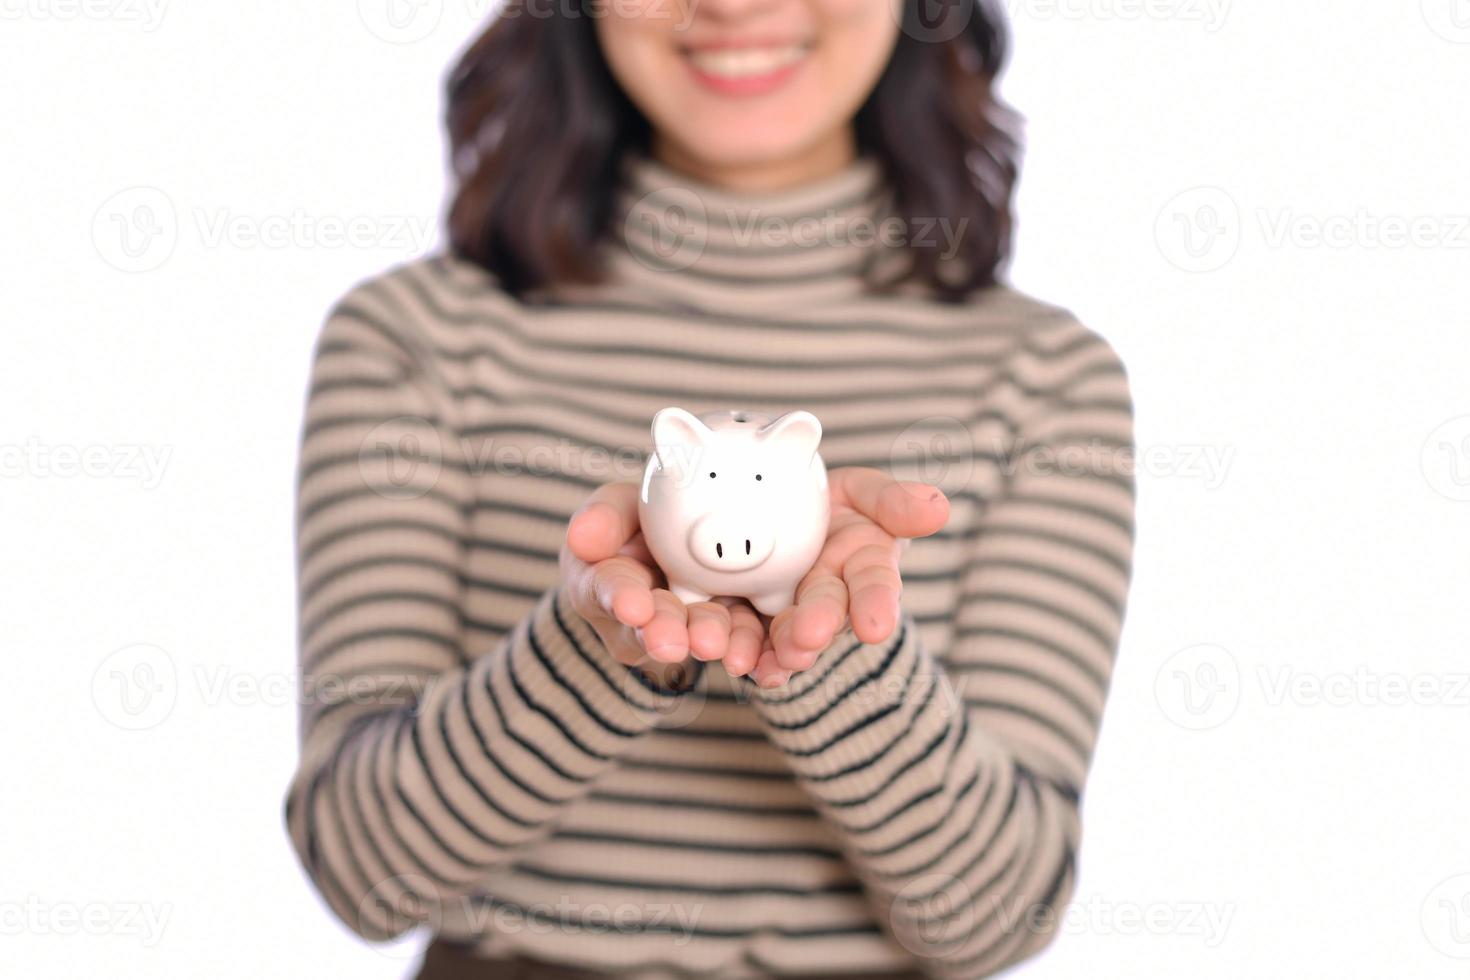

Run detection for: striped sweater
[[284, 155, 1136, 979]]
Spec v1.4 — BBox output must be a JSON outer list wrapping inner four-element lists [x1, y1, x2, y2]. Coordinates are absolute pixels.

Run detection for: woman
[[284, 1, 1135, 977]]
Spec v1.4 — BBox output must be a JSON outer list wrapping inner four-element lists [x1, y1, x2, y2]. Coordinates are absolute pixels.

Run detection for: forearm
[[747, 613, 1079, 978], [285, 584, 704, 940]]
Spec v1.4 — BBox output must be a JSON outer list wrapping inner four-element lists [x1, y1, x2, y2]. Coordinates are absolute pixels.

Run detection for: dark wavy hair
[[445, 0, 1021, 301]]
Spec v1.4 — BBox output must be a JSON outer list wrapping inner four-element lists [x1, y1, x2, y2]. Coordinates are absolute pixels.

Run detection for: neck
[[591, 147, 904, 313], [651, 129, 858, 193]]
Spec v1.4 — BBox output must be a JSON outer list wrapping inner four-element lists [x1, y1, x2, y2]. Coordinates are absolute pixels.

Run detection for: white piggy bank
[[638, 407, 829, 617]]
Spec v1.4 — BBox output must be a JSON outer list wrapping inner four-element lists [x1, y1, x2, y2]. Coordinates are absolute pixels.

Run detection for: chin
[[672, 129, 820, 173], [660, 97, 835, 178]]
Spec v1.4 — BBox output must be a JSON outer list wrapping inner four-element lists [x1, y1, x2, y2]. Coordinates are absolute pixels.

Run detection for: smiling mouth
[[683, 43, 811, 81]]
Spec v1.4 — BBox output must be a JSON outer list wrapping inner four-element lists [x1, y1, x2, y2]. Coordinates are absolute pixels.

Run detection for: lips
[[680, 40, 813, 96]]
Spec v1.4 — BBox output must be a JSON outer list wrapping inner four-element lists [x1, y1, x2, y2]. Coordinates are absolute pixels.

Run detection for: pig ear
[[757, 410, 823, 461], [650, 407, 711, 471]]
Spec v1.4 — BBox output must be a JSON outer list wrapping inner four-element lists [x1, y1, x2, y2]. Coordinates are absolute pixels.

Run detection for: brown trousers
[[414, 939, 929, 979]]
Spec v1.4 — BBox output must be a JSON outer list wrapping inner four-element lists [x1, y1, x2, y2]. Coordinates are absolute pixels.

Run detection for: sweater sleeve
[[282, 283, 705, 942], [746, 325, 1135, 978]]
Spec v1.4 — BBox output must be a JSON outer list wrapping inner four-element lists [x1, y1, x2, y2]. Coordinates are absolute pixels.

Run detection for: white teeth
[[686, 45, 808, 79]]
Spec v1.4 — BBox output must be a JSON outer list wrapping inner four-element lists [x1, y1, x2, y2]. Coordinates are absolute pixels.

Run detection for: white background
[[4, 1, 1469, 977]]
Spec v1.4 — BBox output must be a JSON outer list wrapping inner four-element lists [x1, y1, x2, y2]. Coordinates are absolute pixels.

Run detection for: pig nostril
[[745, 539, 750, 555], [716, 542, 723, 559]]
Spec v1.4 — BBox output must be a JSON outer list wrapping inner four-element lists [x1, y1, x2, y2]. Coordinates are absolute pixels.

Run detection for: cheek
[[810, 0, 903, 102], [594, 12, 681, 118], [813, 0, 903, 34]]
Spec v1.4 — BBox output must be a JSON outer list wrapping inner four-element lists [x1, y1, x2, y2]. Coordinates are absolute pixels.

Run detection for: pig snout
[[685, 513, 777, 573]]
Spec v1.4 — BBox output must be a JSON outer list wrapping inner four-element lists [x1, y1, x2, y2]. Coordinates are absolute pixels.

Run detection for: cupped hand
[[745, 467, 950, 688], [560, 482, 767, 687]]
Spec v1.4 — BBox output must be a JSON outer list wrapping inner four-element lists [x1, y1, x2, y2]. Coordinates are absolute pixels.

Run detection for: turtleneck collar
[[593, 151, 908, 311]]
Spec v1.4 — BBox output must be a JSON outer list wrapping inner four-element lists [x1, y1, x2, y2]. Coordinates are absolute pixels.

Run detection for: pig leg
[[669, 582, 712, 607], [751, 591, 796, 617]]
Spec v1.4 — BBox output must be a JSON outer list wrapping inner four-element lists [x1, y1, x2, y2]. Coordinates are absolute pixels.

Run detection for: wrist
[[549, 586, 706, 722], [749, 615, 915, 723], [578, 606, 706, 696]]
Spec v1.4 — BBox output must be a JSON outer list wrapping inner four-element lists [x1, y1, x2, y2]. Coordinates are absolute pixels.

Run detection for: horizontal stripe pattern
[[283, 154, 1134, 980]]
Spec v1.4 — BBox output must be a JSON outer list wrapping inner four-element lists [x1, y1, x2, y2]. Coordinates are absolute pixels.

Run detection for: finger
[[588, 555, 658, 629], [750, 641, 791, 689], [686, 601, 733, 662], [561, 552, 655, 628], [615, 529, 656, 569], [566, 482, 642, 564], [830, 467, 949, 540], [771, 514, 889, 666], [636, 588, 690, 663], [720, 600, 765, 678], [773, 571, 847, 671], [810, 508, 906, 583], [844, 541, 904, 644]]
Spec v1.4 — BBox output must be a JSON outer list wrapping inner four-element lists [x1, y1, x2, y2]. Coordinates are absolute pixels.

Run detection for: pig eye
[[755, 474, 762, 481], [708, 472, 716, 478]]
